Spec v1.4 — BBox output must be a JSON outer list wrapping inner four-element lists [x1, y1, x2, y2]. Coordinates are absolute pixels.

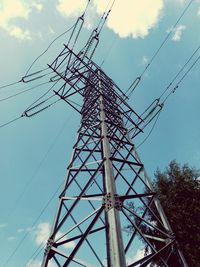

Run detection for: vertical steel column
[[99, 71, 126, 267]]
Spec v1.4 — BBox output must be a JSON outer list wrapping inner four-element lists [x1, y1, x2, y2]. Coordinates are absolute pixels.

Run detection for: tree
[[126, 160, 200, 266], [152, 161, 200, 267]]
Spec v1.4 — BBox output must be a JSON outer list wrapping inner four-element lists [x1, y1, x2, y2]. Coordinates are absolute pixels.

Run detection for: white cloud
[[55, 230, 76, 249], [26, 259, 56, 267], [126, 248, 145, 264], [56, 0, 164, 39], [0, 223, 7, 228], [0, 0, 30, 27], [0, 0, 43, 40], [17, 226, 35, 234], [7, 236, 16, 241], [26, 259, 41, 267], [167, 24, 186, 42], [84, 6, 97, 30], [34, 222, 76, 249], [56, 0, 88, 17], [31, 1, 43, 12], [9, 25, 32, 40], [34, 222, 51, 246], [166, 0, 189, 5], [94, 0, 164, 38], [26, 256, 95, 267], [133, 248, 145, 262], [198, 7, 200, 16], [26, 258, 91, 267], [173, 0, 187, 4], [75, 259, 95, 267], [56, 0, 97, 30]]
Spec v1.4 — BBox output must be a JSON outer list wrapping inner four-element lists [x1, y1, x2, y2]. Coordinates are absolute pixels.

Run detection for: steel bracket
[[44, 238, 54, 256], [103, 193, 123, 211]]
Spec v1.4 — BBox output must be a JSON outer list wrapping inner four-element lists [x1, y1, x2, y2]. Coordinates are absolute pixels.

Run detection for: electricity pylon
[[26, 43, 188, 267]]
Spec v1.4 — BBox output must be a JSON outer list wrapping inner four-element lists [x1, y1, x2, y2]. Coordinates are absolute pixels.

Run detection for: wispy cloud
[[7, 236, 16, 241], [33, 222, 76, 249], [141, 56, 149, 66], [0, 223, 7, 229], [198, 7, 200, 16], [48, 26, 55, 35], [0, 0, 43, 40], [17, 227, 35, 234], [167, 25, 186, 42]]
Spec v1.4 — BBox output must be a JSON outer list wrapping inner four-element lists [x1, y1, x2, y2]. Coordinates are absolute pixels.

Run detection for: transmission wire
[[100, 35, 118, 67], [23, 77, 61, 113], [96, 0, 116, 34], [24, 24, 78, 77], [136, 50, 200, 149], [125, 0, 195, 96], [1, 183, 63, 267], [0, 81, 51, 103], [4, 111, 73, 221], [162, 53, 200, 104], [136, 111, 161, 149], [0, 115, 23, 129], [23, 245, 44, 267], [159, 43, 200, 100], [23, 0, 91, 77], [137, 43, 200, 148], [0, 80, 22, 91]]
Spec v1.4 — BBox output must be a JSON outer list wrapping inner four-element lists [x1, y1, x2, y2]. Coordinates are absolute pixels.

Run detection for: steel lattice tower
[[26, 42, 188, 267]]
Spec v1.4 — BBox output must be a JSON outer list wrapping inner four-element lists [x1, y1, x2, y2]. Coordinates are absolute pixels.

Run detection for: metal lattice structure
[[36, 45, 188, 267]]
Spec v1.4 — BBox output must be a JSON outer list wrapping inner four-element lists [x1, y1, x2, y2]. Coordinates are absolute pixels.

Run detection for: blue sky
[[0, 0, 200, 266]]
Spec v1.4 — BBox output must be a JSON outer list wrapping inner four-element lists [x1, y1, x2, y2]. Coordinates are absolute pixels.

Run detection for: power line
[[159, 44, 200, 100], [23, 245, 44, 267], [175, 53, 200, 87], [4, 111, 73, 221], [136, 43, 200, 148], [163, 55, 200, 103], [96, 0, 116, 35], [161, 49, 200, 104], [1, 182, 63, 267], [0, 80, 22, 91], [0, 115, 23, 129], [100, 35, 118, 67], [24, 0, 92, 77], [22, 79, 61, 116], [24, 24, 78, 77], [136, 111, 161, 149], [0, 81, 51, 103], [125, 0, 195, 97], [1, 113, 74, 267], [19, 0, 116, 120]]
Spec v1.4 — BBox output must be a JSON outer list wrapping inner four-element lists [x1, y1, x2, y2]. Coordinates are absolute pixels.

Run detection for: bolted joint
[[103, 193, 123, 211], [44, 238, 55, 259]]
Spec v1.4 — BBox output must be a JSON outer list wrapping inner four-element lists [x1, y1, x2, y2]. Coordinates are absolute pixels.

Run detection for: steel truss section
[[41, 47, 188, 267]]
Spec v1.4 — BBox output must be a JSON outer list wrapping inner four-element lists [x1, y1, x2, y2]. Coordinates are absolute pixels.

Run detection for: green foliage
[[154, 160, 200, 267]]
